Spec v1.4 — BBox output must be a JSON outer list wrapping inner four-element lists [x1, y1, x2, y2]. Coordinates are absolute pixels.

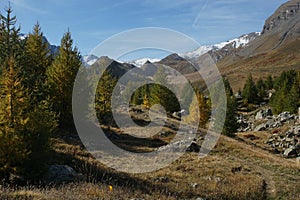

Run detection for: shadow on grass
[[49, 146, 198, 199]]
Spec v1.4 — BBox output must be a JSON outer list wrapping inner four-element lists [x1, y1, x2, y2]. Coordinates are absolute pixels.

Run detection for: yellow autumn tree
[[187, 91, 210, 128]]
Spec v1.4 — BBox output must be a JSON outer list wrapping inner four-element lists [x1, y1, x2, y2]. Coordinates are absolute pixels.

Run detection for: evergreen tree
[[94, 70, 117, 125], [0, 5, 23, 70], [270, 70, 300, 114], [0, 57, 56, 181], [0, 57, 27, 180], [242, 73, 258, 104], [223, 95, 238, 136], [265, 74, 273, 90], [223, 78, 233, 97], [222, 78, 238, 136], [150, 67, 180, 113], [46, 31, 81, 128], [131, 84, 143, 105], [256, 77, 265, 102], [285, 82, 300, 113], [24, 22, 51, 102]]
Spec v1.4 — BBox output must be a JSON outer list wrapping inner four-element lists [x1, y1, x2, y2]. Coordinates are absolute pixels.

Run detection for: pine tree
[[270, 70, 300, 114], [223, 95, 238, 136], [222, 78, 238, 136], [265, 74, 273, 90], [150, 67, 180, 113], [256, 77, 265, 102], [24, 22, 51, 102], [242, 73, 258, 104], [223, 78, 233, 97], [0, 5, 23, 70], [46, 31, 81, 128]]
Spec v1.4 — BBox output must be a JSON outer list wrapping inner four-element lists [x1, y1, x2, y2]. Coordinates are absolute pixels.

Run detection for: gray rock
[[47, 165, 83, 183], [255, 110, 264, 120], [190, 182, 198, 188], [283, 147, 296, 157], [255, 109, 273, 120], [154, 176, 169, 183], [254, 123, 266, 131]]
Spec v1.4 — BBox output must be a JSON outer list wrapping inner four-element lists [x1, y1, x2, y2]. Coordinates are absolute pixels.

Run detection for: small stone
[[284, 147, 296, 157], [190, 182, 198, 188]]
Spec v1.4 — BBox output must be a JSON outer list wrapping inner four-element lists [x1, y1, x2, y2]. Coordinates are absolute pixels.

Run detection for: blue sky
[[4, 0, 287, 59]]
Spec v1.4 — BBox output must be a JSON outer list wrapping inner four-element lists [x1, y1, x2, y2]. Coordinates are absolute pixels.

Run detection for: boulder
[[255, 110, 264, 120], [254, 123, 266, 131], [255, 109, 273, 120], [283, 147, 296, 157], [47, 165, 83, 183]]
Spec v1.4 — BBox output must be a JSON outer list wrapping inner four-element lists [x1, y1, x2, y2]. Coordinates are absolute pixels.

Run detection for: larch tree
[[188, 90, 210, 128], [0, 5, 23, 70], [94, 70, 117, 125], [24, 22, 51, 102], [46, 31, 81, 128], [0, 56, 56, 181]]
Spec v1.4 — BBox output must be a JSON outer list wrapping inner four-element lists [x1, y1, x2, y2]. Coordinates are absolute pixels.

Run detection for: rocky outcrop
[[209, 32, 260, 62], [46, 165, 83, 184], [254, 112, 297, 132], [255, 109, 273, 120], [267, 126, 300, 157], [262, 1, 300, 34], [157, 53, 197, 74], [239, 111, 298, 132]]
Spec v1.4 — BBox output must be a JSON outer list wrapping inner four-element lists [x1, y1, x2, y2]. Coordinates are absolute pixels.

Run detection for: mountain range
[[28, 0, 300, 91]]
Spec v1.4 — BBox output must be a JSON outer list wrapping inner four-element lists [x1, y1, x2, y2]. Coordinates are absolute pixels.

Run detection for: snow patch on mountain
[[181, 32, 260, 59], [82, 54, 99, 67], [128, 58, 161, 67], [179, 45, 214, 59], [214, 32, 261, 49]]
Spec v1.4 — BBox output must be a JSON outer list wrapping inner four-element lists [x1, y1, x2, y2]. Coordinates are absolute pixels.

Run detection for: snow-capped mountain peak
[[181, 32, 260, 59], [127, 58, 161, 67], [213, 32, 261, 49], [82, 54, 99, 67], [179, 45, 214, 59]]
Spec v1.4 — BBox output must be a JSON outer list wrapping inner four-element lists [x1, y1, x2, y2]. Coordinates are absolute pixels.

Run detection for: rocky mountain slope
[[77, 0, 300, 91]]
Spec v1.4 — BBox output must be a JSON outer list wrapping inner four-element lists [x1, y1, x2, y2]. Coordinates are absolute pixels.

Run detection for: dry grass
[[216, 39, 300, 91], [1, 123, 300, 199]]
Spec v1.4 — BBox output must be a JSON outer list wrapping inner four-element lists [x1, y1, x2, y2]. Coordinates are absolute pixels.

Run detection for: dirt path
[[219, 135, 300, 198]]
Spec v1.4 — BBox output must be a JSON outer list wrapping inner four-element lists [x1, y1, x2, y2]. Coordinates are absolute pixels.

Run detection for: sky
[[2, 0, 288, 60]]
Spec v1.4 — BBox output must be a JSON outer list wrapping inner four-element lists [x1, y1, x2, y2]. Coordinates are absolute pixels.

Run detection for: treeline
[[240, 71, 300, 114], [126, 74, 239, 137], [0, 6, 81, 182]]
